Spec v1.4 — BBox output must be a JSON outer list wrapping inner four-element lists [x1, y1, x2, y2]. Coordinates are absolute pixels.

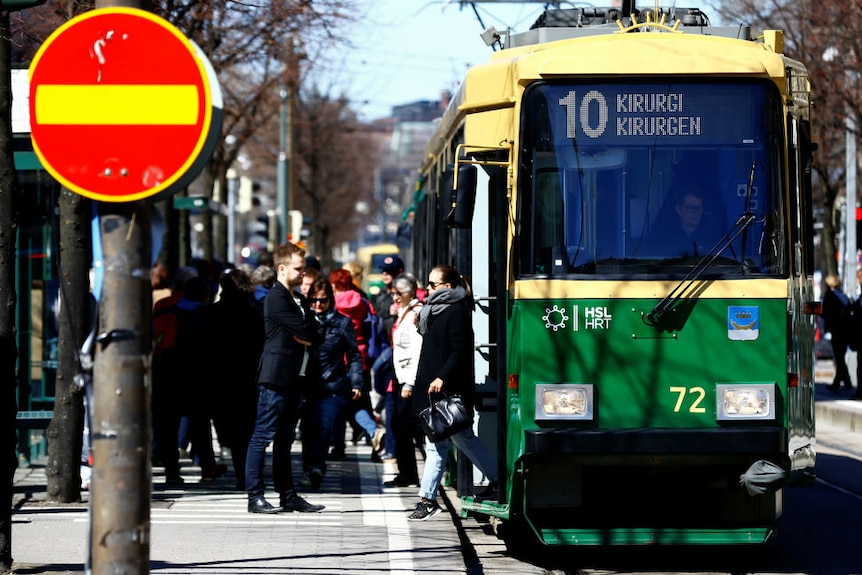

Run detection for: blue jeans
[[313, 394, 347, 471], [354, 406, 378, 438], [245, 385, 303, 499], [332, 396, 378, 454], [418, 426, 497, 502]]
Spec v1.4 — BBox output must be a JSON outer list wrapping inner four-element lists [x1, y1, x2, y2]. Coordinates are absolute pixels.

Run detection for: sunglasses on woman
[[308, 297, 329, 304]]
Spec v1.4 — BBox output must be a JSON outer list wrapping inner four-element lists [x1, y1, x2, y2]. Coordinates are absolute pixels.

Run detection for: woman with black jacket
[[300, 277, 365, 488], [407, 265, 498, 521]]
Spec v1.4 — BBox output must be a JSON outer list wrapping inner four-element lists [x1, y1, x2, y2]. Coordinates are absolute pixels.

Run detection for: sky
[[317, 1, 550, 122]]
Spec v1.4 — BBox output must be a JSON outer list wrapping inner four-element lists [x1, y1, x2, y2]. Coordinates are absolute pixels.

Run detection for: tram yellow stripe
[[35, 85, 199, 125], [515, 279, 789, 299]]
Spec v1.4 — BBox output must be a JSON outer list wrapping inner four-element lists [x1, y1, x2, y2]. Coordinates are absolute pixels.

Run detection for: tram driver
[[642, 188, 722, 258]]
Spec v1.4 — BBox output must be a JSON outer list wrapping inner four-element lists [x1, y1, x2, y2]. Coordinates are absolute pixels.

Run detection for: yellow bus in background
[[356, 243, 399, 296]]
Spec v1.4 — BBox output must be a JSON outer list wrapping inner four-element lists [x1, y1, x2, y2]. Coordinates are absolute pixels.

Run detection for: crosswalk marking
[[359, 457, 415, 575]]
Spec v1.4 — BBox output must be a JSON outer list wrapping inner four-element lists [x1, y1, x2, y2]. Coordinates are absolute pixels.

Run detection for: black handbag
[[419, 393, 472, 442]]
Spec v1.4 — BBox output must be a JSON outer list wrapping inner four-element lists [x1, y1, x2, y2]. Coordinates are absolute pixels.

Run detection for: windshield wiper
[[646, 164, 759, 326]]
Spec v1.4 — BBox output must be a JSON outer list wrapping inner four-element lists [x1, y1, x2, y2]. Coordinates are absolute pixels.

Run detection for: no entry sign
[[28, 8, 222, 202]]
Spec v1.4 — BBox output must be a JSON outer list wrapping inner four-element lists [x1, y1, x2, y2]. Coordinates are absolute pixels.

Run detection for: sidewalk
[[10, 439, 466, 575], [814, 359, 862, 456]]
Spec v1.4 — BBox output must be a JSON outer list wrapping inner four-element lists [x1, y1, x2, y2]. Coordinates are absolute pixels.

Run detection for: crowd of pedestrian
[[148, 244, 498, 520]]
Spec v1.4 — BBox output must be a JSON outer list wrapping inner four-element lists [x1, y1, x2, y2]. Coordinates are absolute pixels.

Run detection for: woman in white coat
[[383, 274, 424, 487]]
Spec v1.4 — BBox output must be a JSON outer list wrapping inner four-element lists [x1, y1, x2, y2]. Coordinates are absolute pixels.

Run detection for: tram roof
[[457, 11, 794, 116]]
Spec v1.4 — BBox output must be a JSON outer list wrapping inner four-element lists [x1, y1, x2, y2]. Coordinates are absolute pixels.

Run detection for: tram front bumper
[[514, 427, 787, 545]]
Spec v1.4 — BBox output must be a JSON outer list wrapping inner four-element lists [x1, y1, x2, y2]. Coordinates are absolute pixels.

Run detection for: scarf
[[417, 285, 466, 335]]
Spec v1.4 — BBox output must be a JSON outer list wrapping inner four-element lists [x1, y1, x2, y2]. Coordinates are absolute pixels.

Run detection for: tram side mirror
[[443, 164, 477, 229]]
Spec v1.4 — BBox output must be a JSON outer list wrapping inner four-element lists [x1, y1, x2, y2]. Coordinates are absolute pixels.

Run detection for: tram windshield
[[518, 80, 786, 278]]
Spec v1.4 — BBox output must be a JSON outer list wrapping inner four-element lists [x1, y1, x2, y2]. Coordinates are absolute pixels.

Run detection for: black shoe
[[248, 496, 281, 514], [309, 468, 323, 488], [201, 463, 227, 483], [407, 498, 442, 521], [352, 429, 367, 445], [165, 475, 185, 487], [280, 491, 325, 512], [827, 383, 841, 393], [474, 480, 498, 501], [298, 468, 324, 489], [383, 476, 419, 487]]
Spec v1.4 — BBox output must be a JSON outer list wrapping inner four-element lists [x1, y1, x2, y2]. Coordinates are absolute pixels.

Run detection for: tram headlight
[[715, 383, 776, 421], [535, 383, 594, 420]]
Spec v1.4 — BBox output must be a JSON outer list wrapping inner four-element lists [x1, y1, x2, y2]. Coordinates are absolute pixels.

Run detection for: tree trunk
[[198, 169, 215, 262], [45, 189, 90, 502], [0, 10, 19, 573]]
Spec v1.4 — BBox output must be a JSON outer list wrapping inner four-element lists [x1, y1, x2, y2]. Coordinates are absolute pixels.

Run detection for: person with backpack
[[822, 274, 854, 393]]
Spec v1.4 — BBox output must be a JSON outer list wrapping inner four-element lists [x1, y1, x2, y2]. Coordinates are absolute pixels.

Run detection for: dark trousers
[[832, 337, 853, 387], [383, 388, 397, 455], [300, 397, 319, 473], [302, 394, 347, 473], [245, 384, 303, 499], [392, 386, 420, 482], [186, 408, 216, 473], [151, 357, 181, 478]]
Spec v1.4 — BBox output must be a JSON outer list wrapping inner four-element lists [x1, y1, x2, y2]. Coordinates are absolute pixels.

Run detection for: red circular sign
[[29, 8, 219, 202]]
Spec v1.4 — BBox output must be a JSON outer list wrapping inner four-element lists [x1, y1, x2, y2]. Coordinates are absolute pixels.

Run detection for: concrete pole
[[90, 2, 152, 574], [277, 85, 288, 244], [844, 101, 858, 386], [845, 110, 857, 297], [227, 168, 238, 266]]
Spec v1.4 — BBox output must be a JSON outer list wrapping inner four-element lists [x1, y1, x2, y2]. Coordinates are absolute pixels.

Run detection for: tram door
[[465, 164, 501, 489]]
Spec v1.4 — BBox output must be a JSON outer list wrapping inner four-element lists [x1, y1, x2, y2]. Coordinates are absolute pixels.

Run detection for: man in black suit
[[246, 242, 324, 513]]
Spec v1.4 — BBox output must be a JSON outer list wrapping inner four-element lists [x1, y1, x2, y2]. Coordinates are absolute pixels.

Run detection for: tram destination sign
[[28, 7, 222, 202], [549, 83, 767, 146]]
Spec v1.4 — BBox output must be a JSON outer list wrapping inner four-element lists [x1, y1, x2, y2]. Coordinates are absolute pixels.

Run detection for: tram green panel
[[513, 298, 787, 429]]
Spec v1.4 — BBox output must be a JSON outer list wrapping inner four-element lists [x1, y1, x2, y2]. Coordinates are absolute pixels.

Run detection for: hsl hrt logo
[[542, 305, 613, 331]]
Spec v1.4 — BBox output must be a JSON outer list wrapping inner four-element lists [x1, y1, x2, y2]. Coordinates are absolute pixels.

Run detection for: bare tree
[[44, 189, 90, 503], [156, 0, 358, 263], [0, 8, 21, 572], [294, 88, 379, 266], [243, 82, 380, 267], [718, 0, 854, 276]]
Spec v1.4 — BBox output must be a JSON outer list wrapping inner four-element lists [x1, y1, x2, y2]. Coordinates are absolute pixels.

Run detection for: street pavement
[[10, 359, 862, 574], [12, 437, 469, 575]]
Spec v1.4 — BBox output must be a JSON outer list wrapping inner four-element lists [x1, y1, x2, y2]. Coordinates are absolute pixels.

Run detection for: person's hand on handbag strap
[[429, 377, 443, 393]]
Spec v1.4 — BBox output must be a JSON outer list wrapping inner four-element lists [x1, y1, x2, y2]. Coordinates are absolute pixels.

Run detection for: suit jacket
[[256, 281, 319, 388]]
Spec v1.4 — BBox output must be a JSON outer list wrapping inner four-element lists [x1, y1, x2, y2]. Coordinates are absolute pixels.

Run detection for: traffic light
[[0, 0, 47, 10], [287, 210, 302, 243]]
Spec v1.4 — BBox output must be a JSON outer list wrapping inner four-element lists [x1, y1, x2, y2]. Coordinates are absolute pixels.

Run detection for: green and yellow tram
[[410, 3, 817, 547]]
